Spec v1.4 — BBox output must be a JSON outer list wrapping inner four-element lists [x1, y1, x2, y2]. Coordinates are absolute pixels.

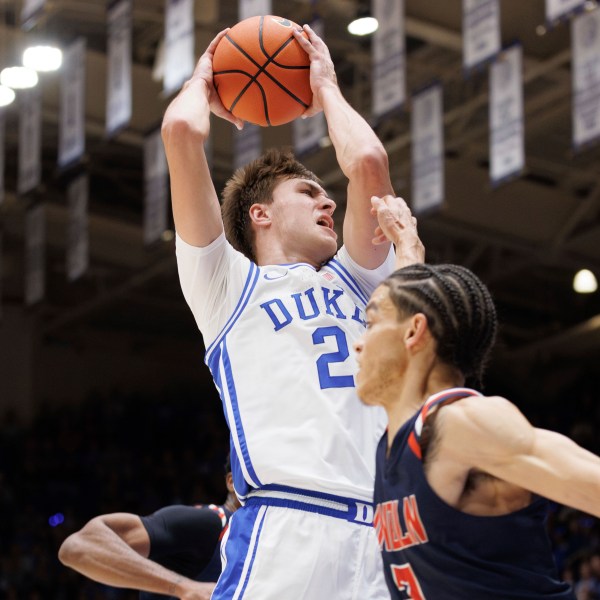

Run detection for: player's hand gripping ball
[[212, 16, 312, 127]]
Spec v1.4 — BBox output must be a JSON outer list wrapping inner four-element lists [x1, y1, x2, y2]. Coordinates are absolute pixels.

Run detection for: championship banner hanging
[[143, 130, 169, 245], [234, 124, 262, 170], [163, 0, 195, 95], [58, 38, 86, 169], [106, 0, 132, 136], [462, 0, 501, 71], [25, 204, 45, 306], [18, 88, 42, 195], [293, 18, 326, 156], [372, 0, 406, 118], [239, 0, 272, 20], [572, 8, 600, 149], [545, 0, 585, 24], [21, 0, 45, 28], [490, 45, 524, 184], [411, 83, 444, 215], [67, 175, 89, 282]]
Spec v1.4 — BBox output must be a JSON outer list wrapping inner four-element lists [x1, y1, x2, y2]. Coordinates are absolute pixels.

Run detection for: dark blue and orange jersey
[[374, 387, 575, 600], [139, 503, 233, 600]]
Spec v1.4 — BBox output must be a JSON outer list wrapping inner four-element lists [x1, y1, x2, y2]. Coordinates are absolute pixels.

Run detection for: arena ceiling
[[1, 0, 600, 396]]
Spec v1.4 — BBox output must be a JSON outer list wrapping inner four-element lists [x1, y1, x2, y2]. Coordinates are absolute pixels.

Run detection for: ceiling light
[[0, 85, 16, 107], [573, 269, 598, 294], [0, 66, 39, 89], [348, 16, 378, 36], [23, 45, 63, 72]]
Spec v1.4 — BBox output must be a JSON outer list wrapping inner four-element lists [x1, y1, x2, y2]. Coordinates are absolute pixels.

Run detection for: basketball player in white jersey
[[161, 23, 424, 599]]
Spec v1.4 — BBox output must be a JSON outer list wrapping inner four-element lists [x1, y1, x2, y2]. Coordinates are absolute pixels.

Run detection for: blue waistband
[[245, 483, 375, 527]]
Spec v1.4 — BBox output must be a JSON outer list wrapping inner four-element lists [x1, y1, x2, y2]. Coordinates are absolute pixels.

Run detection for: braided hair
[[382, 264, 497, 384]]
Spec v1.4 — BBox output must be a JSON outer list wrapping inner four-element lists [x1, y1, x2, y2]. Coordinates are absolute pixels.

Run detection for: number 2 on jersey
[[312, 326, 354, 389]]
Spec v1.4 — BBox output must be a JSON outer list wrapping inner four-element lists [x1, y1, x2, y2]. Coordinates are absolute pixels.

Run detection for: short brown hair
[[221, 148, 321, 262]]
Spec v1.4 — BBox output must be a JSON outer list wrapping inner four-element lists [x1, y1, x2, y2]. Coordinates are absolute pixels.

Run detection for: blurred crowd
[[0, 377, 598, 599], [0, 383, 229, 599]]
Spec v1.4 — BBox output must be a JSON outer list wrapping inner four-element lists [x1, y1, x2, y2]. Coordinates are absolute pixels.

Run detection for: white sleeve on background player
[[335, 244, 395, 299], [176, 232, 251, 345]]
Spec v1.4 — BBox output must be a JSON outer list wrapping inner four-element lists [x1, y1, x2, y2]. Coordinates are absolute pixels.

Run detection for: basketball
[[212, 15, 312, 127]]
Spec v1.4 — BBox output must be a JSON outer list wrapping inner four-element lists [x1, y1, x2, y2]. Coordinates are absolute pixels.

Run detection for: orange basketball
[[213, 15, 312, 127]]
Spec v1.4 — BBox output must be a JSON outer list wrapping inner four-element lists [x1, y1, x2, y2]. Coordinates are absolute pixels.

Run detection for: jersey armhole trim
[[326, 259, 369, 306], [410, 387, 483, 459], [205, 262, 260, 361]]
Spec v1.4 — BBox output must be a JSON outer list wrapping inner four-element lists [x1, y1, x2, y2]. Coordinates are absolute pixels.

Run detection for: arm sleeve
[[176, 232, 253, 345], [335, 243, 396, 299], [141, 506, 224, 561]]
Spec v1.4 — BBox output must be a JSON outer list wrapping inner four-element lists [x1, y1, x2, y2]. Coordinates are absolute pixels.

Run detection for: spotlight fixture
[[0, 66, 39, 89], [0, 84, 16, 107], [348, 6, 378, 37], [573, 269, 598, 294], [348, 15, 378, 36], [23, 45, 63, 72]]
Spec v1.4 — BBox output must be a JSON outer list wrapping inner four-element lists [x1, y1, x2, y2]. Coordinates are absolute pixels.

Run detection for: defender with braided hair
[[354, 263, 600, 599]]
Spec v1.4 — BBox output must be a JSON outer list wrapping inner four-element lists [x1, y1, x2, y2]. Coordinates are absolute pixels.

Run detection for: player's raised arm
[[58, 513, 215, 600], [293, 25, 394, 269], [440, 396, 600, 518], [161, 29, 243, 248]]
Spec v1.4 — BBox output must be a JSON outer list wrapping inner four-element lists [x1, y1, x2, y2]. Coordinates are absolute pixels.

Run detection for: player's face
[[354, 285, 408, 407], [269, 178, 338, 263]]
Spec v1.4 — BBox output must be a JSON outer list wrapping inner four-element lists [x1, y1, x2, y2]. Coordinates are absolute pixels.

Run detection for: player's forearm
[[162, 79, 223, 246], [319, 84, 391, 191], [59, 530, 197, 597]]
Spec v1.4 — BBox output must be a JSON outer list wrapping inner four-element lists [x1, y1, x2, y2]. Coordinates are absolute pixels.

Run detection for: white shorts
[[212, 485, 390, 600]]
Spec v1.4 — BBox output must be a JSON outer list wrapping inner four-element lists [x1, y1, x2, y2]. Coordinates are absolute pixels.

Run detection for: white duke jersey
[[176, 232, 393, 503]]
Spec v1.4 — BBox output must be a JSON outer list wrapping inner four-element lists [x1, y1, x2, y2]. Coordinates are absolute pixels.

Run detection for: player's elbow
[[161, 113, 207, 150], [58, 533, 85, 568], [347, 145, 390, 183]]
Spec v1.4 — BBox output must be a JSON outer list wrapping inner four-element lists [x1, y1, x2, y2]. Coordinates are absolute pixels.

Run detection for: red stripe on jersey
[[408, 431, 422, 458]]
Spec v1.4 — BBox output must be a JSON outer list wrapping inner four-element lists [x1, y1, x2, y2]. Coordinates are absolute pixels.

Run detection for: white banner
[[21, 0, 45, 27], [411, 84, 444, 214], [0, 113, 5, 205], [163, 0, 195, 95], [546, 0, 585, 23], [59, 38, 86, 168], [490, 45, 524, 184], [143, 130, 169, 245], [106, 0, 132, 136], [67, 175, 89, 281], [293, 113, 327, 156], [234, 124, 262, 170], [239, 0, 272, 20], [18, 88, 42, 195], [293, 19, 326, 155], [25, 204, 45, 306], [572, 9, 600, 149], [373, 0, 405, 118], [463, 0, 501, 71]]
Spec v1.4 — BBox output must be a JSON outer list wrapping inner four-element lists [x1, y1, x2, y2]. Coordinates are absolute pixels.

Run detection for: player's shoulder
[[195, 503, 230, 527], [439, 394, 515, 422]]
